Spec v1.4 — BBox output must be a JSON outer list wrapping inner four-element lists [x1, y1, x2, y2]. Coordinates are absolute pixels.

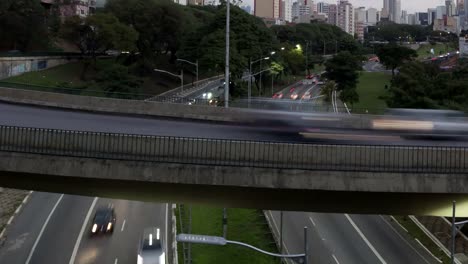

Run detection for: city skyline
[[244, 0, 453, 14]]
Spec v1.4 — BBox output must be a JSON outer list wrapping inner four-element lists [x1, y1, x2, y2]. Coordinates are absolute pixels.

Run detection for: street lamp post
[[177, 59, 198, 87], [177, 227, 308, 264], [225, 0, 230, 108], [248, 57, 270, 104], [154, 68, 184, 92]]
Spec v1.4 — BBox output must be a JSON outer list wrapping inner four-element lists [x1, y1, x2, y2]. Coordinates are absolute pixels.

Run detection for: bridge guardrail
[[0, 125, 467, 174]]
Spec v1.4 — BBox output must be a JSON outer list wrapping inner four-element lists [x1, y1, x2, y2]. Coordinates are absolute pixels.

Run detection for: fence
[[0, 125, 467, 174]]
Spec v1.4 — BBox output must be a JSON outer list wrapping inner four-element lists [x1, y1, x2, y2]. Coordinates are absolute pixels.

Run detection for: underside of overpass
[[1, 151, 468, 217], [1, 170, 468, 217]]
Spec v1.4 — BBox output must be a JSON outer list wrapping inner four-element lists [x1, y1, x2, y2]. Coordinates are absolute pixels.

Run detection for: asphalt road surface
[[268, 211, 438, 264], [0, 192, 169, 264]]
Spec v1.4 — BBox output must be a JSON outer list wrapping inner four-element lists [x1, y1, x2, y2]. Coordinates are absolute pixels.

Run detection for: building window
[[81, 10, 85, 15]]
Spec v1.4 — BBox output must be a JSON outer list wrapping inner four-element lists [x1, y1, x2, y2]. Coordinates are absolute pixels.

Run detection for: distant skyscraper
[[428, 8, 437, 25], [355, 7, 366, 23], [367, 8, 378, 25], [382, 0, 401, 23], [446, 0, 455, 17], [407, 14, 416, 25], [254, 0, 281, 19], [317, 2, 329, 14], [337, 0, 354, 35], [327, 4, 338, 25], [401, 10, 408, 24], [436, 5, 447, 19], [281, 0, 292, 22]]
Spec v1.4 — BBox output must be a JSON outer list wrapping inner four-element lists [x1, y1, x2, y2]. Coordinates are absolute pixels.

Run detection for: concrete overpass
[[1, 125, 468, 216]]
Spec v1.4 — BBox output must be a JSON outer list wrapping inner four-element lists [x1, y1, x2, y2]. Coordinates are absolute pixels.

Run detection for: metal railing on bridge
[[0, 125, 467, 174]]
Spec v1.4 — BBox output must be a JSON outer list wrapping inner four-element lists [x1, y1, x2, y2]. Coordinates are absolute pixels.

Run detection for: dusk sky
[[243, 0, 450, 14]]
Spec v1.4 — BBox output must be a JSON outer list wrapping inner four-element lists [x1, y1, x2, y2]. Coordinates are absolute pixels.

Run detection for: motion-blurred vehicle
[[372, 109, 468, 139], [137, 227, 165, 264], [306, 74, 314, 79], [91, 207, 116, 235], [301, 92, 311, 100], [290, 93, 299, 100], [289, 87, 296, 93], [272, 93, 283, 99]]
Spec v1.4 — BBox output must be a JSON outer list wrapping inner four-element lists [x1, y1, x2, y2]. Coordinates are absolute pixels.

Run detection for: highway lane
[[269, 211, 437, 264], [0, 193, 169, 264]]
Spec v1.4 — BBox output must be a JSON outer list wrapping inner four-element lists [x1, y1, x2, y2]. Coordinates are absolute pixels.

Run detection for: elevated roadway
[[1, 103, 468, 216]]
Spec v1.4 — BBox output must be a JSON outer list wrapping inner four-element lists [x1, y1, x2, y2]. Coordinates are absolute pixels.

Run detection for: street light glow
[[271, 51, 276, 55], [264, 57, 270, 60], [281, 47, 285, 50], [296, 44, 301, 49]]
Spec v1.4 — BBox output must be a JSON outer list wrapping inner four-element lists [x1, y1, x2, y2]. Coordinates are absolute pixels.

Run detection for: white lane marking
[[68, 197, 98, 264], [165, 203, 169, 264], [114, 258, 118, 264], [121, 219, 126, 232], [309, 217, 316, 227], [332, 254, 341, 264], [25, 194, 64, 264], [379, 216, 431, 264], [344, 214, 387, 264]]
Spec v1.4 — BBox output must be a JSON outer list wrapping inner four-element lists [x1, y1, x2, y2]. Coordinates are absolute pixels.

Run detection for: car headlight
[[92, 224, 97, 233], [107, 222, 112, 231]]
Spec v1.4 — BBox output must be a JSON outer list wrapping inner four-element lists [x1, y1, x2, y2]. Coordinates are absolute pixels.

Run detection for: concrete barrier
[[0, 87, 241, 122]]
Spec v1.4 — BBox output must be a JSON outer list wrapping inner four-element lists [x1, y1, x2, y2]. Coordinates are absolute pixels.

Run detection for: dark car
[[91, 207, 116, 235]]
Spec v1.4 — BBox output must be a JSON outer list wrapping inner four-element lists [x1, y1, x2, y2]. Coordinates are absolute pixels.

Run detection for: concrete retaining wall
[[0, 56, 79, 80]]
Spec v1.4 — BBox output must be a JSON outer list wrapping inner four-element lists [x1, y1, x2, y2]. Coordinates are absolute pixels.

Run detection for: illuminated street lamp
[[154, 68, 183, 92], [248, 56, 270, 104]]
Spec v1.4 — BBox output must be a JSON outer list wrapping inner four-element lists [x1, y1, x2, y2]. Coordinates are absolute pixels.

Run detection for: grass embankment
[[3, 56, 209, 95], [353, 71, 391, 114], [417, 43, 449, 59], [176, 205, 281, 264], [393, 216, 451, 263]]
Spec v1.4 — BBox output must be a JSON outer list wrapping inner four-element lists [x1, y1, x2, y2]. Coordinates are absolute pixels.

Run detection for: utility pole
[[224, 0, 230, 107]]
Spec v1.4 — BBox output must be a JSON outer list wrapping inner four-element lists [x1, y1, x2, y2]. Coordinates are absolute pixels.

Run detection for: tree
[[324, 51, 362, 105], [0, 0, 49, 51], [384, 60, 468, 110], [60, 13, 138, 57], [376, 44, 417, 76], [321, 81, 336, 103]]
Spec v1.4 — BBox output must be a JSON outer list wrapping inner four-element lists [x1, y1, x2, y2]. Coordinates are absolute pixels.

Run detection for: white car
[[137, 227, 165, 264]]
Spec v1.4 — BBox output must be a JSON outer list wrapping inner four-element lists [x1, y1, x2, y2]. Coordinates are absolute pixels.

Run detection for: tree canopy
[[376, 44, 417, 76], [324, 51, 362, 105], [384, 60, 468, 110], [0, 0, 49, 51]]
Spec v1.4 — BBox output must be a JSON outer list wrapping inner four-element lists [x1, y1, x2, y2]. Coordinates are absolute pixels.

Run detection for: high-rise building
[[367, 8, 378, 25], [281, 0, 292, 22], [327, 4, 338, 25], [416, 12, 429, 25], [381, 0, 401, 23], [292, 2, 300, 18], [428, 8, 437, 25], [317, 2, 329, 14], [436, 6, 447, 19], [299, 0, 316, 13], [408, 14, 416, 25], [446, 0, 456, 17], [337, 0, 354, 35], [355, 7, 366, 23], [254, 0, 281, 19], [401, 10, 408, 24]]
